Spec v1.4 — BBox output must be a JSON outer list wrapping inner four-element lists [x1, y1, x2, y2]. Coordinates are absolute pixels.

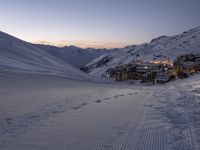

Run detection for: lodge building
[[104, 53, 200, 84]]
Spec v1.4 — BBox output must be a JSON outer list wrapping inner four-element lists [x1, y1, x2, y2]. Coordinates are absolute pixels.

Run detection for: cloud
[[33, 40, 129, 49]]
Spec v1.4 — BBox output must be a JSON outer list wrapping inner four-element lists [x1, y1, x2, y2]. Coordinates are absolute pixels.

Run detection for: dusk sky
[[0, 0, 200, 48]]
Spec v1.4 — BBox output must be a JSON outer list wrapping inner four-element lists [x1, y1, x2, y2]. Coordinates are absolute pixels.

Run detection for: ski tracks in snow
[[49, 90, 169, 150], [1, 89, 170, 150]]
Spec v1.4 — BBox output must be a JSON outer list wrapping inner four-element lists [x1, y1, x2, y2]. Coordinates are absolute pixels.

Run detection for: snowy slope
[[0, 31, 94, 81], [36, 44, 111, 68], [86, 26, 200, 76], [1, 68, 200, 150]]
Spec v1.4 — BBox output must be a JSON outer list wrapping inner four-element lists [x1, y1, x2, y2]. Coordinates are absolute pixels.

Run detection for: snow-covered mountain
[[36, 44, 111, 68], [86, 26, 200, 76], [0, 31, 94, 81]]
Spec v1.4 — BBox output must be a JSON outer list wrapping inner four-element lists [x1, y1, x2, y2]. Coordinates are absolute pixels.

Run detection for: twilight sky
[[0, 0, 200, 48]]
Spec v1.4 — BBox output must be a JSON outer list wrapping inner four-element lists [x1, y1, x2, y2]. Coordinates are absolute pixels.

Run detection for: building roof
[[155, 74, 171, 82]]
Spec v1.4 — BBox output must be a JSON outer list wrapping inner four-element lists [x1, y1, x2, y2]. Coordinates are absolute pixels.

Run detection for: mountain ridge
[[85, 26, 200, 77], [35, 44, 113, 68], [0, 31, 95, 81]]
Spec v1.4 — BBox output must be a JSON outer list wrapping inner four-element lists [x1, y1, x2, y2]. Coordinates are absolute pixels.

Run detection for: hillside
[[0, 31, 94, 81], [86, 26, 200, 77], [1, 66, 200, 150], [36, 44, 111, 68], [1, 29, 200, 150]]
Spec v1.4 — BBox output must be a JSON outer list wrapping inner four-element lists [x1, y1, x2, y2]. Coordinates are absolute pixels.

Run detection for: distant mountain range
[[85, 26, 200, 77], [35, 44, 115, 68], [1, 26, 200, 79], [0, 31, 96, 81]]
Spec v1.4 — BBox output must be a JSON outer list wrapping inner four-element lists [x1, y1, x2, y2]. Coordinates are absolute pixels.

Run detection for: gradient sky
[[0, 0, 200, 48]]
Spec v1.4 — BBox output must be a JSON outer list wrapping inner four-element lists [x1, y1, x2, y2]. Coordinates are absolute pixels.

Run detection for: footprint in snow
[[72, 106, 82, 110], [127, 93, 133, 95], [81, 102, 88, 106], [4, 118, 13, 124], [113, 95, 118, 98], [95, 99, 102, 103], [144, 104, 153, 107]]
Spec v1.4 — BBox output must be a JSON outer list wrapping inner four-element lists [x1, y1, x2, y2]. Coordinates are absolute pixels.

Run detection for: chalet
[[141, 71, 157, 83], [136, 63, 158, 74], [182, 61, 196, 74], [159, 63, 173, 71], [174, 53, 200, 75], [105, 68, 115, 77], [115, 70, 139, 81], [154, 70, 174, 84], [155, 74, 172, 84]]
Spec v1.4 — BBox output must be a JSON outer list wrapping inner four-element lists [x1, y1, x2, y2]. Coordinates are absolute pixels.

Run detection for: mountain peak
[[86, 26, 200, 76], [150, 36, 169, 43]]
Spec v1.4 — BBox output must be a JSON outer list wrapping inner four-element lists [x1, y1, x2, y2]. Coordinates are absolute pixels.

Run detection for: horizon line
[[32, 40, 139, 49]]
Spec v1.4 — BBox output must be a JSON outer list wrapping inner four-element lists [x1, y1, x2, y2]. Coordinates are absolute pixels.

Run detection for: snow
[[36, 44, 111, 68], [0, 69, 200, 150], [0, 31, 96, 81], [87, 26, 200, 76], [0, 27, 200, 150], [152, 74, 200, 150]]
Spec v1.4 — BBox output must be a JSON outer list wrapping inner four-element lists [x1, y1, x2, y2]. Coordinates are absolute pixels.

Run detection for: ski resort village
[[101, 53, 200, 84], [1, 25, 200, 149], [1, 26, 200, 150], [1, 1, 200, 150]]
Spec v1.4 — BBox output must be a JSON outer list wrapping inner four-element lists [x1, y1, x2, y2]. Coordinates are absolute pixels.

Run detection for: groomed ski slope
[[0, 71, 200, 150]]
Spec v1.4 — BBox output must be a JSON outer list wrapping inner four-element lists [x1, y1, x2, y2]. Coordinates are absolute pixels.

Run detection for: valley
[[0, 26, 200, 150]]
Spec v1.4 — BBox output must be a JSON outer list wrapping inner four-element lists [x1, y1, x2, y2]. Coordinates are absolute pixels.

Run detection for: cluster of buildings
[[174, 53, 200, 75], [104, 53, 200, 84]]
